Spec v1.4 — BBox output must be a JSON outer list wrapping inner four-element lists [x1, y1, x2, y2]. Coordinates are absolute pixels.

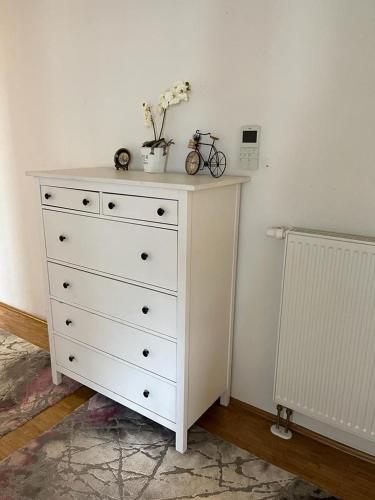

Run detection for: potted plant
[[141, 81, 191, 173]]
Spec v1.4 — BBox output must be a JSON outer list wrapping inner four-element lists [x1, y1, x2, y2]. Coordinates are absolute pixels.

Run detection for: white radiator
[[274, 228, 375, 442]]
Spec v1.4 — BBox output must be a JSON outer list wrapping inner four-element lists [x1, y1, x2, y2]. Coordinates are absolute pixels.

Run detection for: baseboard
[[0, 302, 47, 325], [231, 398, 375, 465]]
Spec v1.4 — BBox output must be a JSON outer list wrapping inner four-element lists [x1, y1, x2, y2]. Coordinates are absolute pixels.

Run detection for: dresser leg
[[175, 429, 188, 453], [52, 369, 63, 385], [220, 389, 230, 406]]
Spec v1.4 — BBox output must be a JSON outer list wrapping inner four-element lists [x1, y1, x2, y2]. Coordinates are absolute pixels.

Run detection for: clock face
[[114, 148, 131, 170], [185, 150, 200, 175], [118, 151, 129, 165]]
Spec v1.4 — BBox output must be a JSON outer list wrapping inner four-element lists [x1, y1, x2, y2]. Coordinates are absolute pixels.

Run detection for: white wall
[[1, 0, 375, 453]]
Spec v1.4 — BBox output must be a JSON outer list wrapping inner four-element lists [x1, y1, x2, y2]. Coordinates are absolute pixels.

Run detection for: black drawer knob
[[82, 198, 90, 206], [68, 355, 75, 362], [141, 252, 148, 261], [157, 208, 165, 216], [59, 235, 66, 242], [142, 306, 149, 315], [108, 202, 115, 210], [44, 193, 51, 200], [65, 319, 72, 326], [143, 389, 150, 398], [142, 349, 150, 357], [63, 282, 70, 289]]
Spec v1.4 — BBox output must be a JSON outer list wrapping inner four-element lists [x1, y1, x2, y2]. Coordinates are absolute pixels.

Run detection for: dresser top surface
[[27, 167, 250, 191]]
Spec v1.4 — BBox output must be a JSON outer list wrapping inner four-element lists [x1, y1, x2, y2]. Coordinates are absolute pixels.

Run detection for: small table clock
[[114, 148, 131, 170]]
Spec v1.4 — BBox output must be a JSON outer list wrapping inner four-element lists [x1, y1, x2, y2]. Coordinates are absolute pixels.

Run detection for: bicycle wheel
[[185, 150, 201, 175], [209, 151, 226, 178]]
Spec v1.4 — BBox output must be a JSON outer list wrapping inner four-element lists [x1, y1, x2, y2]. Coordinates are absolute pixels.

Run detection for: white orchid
[[159, 93, 173, 112], [173, 81, 190, 95], [159, 90, 179, 111], [142, 80, 191, 143], [159, 81, 191, 111], [142, 102, 153, 127], [178, 92, 188, 102], [159, 94, 168, 111]]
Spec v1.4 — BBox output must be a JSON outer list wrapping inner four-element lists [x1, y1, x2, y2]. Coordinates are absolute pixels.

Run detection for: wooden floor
[[1, 303, 374, 498], [198, 401, 375, 500]]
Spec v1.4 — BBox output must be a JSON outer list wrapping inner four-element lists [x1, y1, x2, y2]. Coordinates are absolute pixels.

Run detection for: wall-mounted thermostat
[[240, 125, 261, 170]]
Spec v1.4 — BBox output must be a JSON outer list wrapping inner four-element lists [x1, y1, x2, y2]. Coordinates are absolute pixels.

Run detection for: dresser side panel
[[187, 185, 238, 426], [175, 190, 191, 453]]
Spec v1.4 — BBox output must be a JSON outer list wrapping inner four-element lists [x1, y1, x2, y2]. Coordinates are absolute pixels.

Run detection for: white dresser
[[28, 167, 248, 452]]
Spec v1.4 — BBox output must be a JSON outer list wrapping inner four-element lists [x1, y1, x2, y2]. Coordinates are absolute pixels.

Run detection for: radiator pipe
[[284, 408, 293, 434], [276, 404, 283, 430], [270, 405, 293, 440]]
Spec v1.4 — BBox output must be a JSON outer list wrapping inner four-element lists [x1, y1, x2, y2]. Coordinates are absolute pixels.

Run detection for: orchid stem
[[151, 115, 157, 141], [158, 109, 166, 141]]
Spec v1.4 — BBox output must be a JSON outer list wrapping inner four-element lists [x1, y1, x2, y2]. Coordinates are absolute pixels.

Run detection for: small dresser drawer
[[51, 300, 176, 380], [41, 186, 99, 213], [103, 193, 178, 225], [55, 335, 176, 421], [43, 210, 177, 290], [48, 263, 177, 337]]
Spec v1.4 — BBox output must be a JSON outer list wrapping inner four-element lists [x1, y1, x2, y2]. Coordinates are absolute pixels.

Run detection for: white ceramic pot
[[141, 147, 168, 173]]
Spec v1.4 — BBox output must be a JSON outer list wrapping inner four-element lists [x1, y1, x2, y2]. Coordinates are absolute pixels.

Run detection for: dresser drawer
[[41, 186, 99, 213], [54, 335, 176, 421], [51, 300, 176, 380], [102, 193, 178, 225], [48, 263, 177, 337], [43, 210, 177, 290]]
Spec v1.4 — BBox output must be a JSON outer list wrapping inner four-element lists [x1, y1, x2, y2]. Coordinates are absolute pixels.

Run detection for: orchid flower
[[142, 81, 191, 143], [142, 101, 157, 140], [142, 102, 152, 127]]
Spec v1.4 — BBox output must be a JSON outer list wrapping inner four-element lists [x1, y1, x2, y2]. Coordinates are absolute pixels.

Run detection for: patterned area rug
[[0, 393, 337, 499], [0, 330, 80, 437]]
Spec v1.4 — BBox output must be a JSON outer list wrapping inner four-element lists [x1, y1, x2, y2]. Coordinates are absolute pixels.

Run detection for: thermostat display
[[242, 130, 258, 143], [240, 125, 261, 170]]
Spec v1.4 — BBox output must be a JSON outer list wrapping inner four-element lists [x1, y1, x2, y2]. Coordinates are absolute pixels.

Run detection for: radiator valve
[[270, 405, 293, 439], [266, 227, 289, 240]]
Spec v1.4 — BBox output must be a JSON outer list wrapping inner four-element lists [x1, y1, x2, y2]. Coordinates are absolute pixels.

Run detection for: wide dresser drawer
[[102, 193, 178, 225], [55, 335, 176, 422], [48, 263, 177, 337], [41, 186, 99, 213], [43, 210, 177, 290], [51, 300, 176, 381]]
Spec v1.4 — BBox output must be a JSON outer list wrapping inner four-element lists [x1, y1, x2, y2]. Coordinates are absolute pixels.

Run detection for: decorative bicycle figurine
[[185, 130, 226, 178]]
